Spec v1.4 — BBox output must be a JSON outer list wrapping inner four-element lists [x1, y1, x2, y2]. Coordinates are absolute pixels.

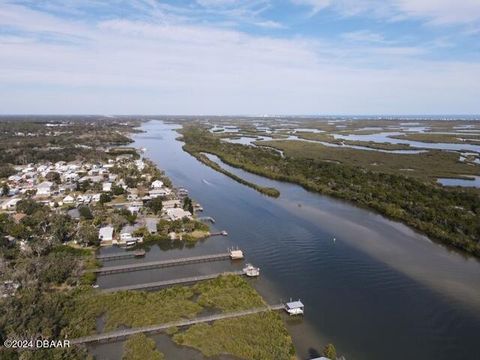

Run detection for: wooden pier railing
[[93, 252, 232, 275], [70, 304, 285, 345], [101, 271, 244, 293], [96, 250, 146, 261]]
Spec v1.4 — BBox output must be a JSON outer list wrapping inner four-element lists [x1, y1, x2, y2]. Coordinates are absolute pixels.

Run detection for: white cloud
[[292, 0, 480, 26], [341, 30, 386, 43], [291, 0, 332, 14], [395, 0, 480, 25], [0, 2, 479, 114]]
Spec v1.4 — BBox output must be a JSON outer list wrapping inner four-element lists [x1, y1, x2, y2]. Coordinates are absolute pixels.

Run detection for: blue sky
[[0, 0, 479, 115]]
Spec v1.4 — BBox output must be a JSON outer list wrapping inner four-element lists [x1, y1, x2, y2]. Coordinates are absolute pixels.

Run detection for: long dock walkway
[[101, 271, 244, 293], [93, 252, 232, 275], [96, 250, 146, 262], [71, 304, 285, 345]]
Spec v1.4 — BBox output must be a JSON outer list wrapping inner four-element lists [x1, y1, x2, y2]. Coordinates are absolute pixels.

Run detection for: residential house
[[149, 188, 170, 198], [162, 199, 181, 209], [63, 195, 75, 204], [1, 198, 21, 211], [165, 208, 192, 221], [119, 225, 143, 245], [102, 182, 112, 192], [151, 180, 164, 189], [36, 181, 53, 196], [145, 218, 158, 234], [99, 226, 114, 245], [127, 201, 143, 214]]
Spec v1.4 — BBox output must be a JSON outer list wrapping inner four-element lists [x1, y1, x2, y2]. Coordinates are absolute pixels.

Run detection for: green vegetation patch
[[187, 150, 280, 198], [123, 333, 164, 360], [194, 274, 265, 312], [64, 275, 269, 338], [173, 312, 295, 360], [261, 140, 480, 179], [65, 287, 202, 337], [180, 125, 480, 256]]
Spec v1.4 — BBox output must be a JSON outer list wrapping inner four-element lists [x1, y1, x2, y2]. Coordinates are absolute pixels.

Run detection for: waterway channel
[[93, 120, 480, 360]]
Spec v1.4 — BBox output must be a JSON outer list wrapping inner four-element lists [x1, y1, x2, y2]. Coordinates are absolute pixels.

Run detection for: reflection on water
[[334, 132, 480, 153], [93, 121, 480, 360]]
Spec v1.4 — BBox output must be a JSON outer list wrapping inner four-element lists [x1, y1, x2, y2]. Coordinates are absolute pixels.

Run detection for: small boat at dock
[[243, 263, 260, 277]]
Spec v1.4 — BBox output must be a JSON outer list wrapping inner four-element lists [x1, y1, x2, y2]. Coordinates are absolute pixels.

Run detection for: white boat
[[243, 263, 260, 277]]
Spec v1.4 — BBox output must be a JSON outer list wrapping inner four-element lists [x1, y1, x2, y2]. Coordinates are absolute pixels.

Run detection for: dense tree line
[[181, 125, 480, 256]]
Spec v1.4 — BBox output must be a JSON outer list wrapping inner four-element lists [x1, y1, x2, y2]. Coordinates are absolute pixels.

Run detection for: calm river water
[[94, 120, 480, 360]]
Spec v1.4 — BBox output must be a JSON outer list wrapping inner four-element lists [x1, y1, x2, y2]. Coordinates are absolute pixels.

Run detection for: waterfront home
[[135, 160, 146, 171], [149, 188, 171, 198], [165, 208, 192, 221], [119, 225, 143, 245], [36, 181, 53, 196], [145, 218, 158, 234], [151, 180, 164, 189], [162, 199, 181, 209], [99, 226, 114, 245]]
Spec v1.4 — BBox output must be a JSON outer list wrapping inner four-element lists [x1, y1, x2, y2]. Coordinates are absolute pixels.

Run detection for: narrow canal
[[95, 120, 480, 360]]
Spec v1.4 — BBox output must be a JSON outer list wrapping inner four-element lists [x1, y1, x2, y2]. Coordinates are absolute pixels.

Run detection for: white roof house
[[162, 199, 182, 209], [149, 188, 171, 198], [63, 172, 79, 182], [102, 182, 112, 192], [166, 208, 192, 221], [63, 195, 75, 204], [99, 226, 114, 244], [36, 181, 53, 196], [135, 160, 146, 171], [118, 225, 143, 245], [151, 180, 164, 189], [1, 198, 21, 210]]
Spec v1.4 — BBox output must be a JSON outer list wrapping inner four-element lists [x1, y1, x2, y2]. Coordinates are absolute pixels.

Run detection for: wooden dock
[[96, 250, 146, 262], [101, 271, 244, 293], [93, 252, 233, 275], [71, 304, 285, 345]]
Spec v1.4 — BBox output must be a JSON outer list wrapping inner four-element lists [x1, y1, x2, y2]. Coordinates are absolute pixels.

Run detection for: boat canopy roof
[[286, 300, 304, 309]]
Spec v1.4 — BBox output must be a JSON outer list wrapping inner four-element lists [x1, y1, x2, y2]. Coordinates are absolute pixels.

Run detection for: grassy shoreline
[[183, 147, 280, 198], [179, 125, 480, 257]]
